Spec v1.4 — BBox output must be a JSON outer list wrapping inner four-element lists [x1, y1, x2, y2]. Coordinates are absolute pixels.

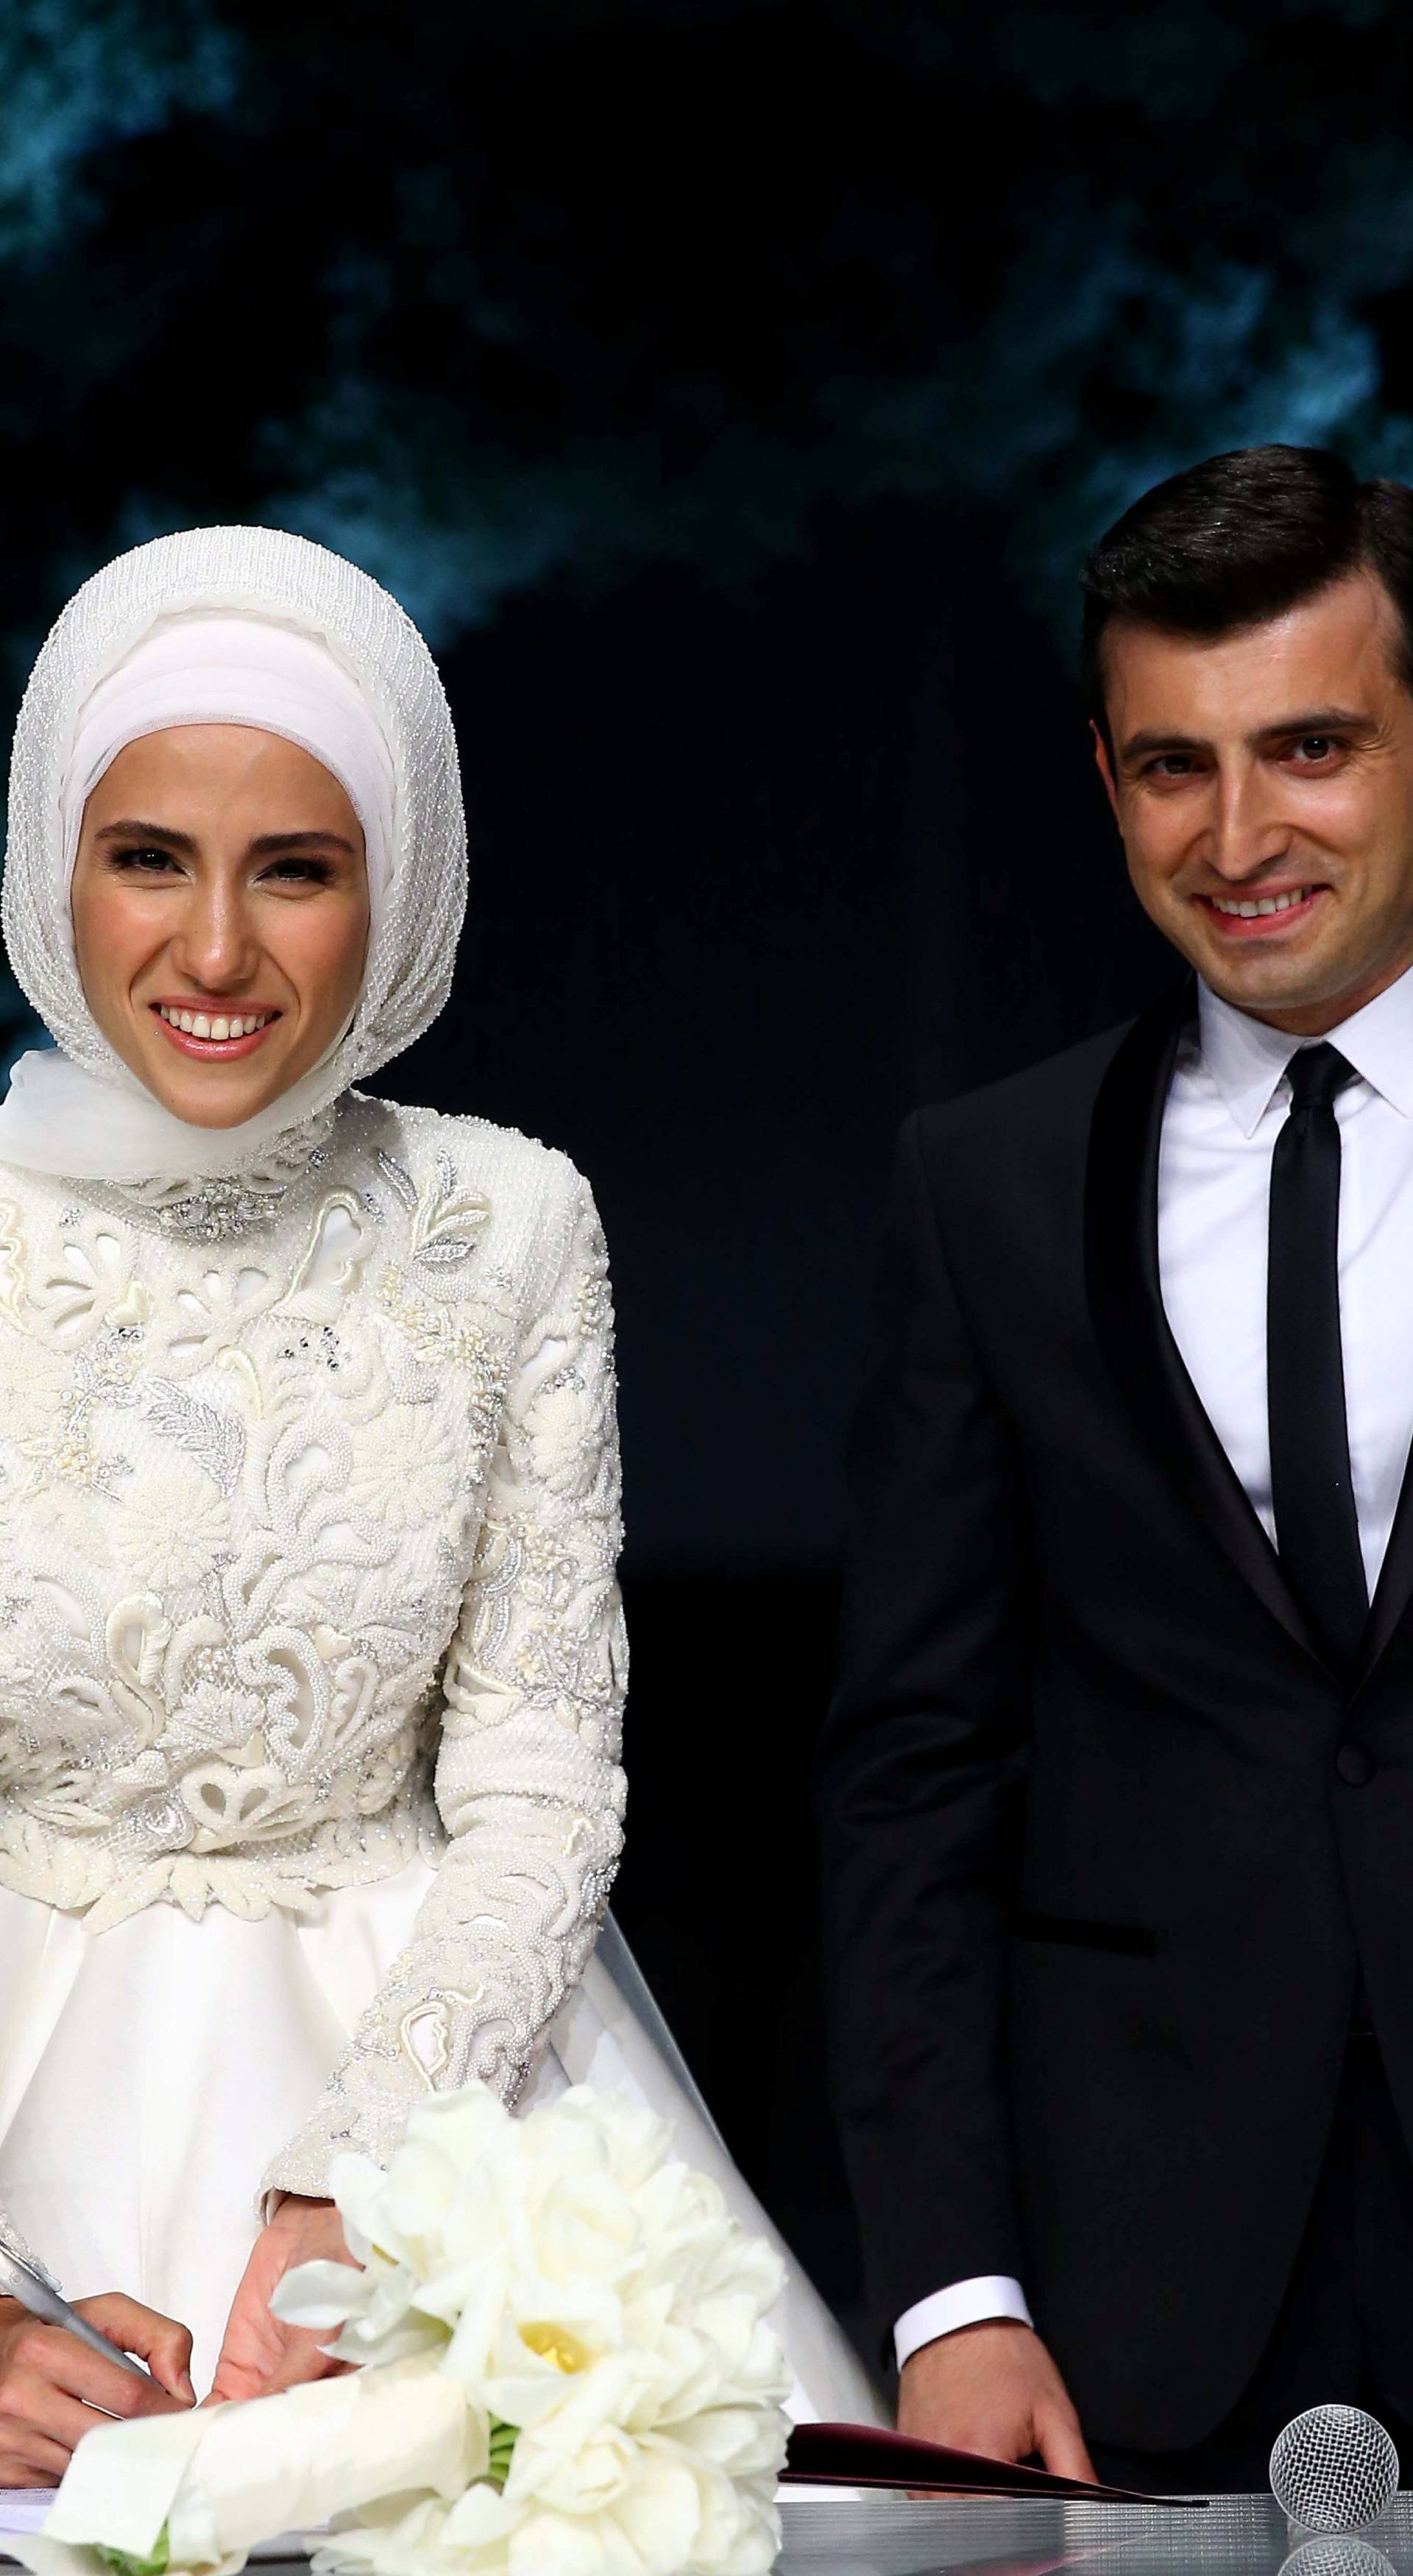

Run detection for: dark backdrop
[[331, 508, 1175, 2346], [3, 0, 1411, 2352]]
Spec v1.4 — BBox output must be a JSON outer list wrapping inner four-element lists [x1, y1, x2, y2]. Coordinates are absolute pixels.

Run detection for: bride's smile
[[0, 523, 872, 2479], [70, 723, 371, 1131]]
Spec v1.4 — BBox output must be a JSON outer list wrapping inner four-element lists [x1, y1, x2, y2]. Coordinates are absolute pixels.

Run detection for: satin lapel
[[1084, 979, 1325, 1671], [1353, 1446, 1413, 1693]]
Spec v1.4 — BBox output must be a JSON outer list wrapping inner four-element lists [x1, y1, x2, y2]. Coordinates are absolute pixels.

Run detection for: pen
[[0, 2242, 154, 2382]]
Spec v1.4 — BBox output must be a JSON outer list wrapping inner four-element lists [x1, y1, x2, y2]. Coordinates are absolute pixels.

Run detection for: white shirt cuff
[[894, 2275, 1033, 2371]]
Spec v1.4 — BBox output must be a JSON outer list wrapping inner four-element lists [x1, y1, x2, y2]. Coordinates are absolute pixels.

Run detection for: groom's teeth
[[1211, 887, 1311, 917]]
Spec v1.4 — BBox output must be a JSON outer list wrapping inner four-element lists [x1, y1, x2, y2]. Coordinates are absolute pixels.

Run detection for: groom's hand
[[898, 2319, 1097, 2481]]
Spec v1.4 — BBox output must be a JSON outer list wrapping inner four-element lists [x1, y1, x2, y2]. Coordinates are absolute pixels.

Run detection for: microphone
[[1282, 2543, 1396, 2576], [1270, 2405, 1399, 2533]]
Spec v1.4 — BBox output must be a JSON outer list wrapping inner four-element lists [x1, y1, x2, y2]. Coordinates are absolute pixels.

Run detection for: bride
[[0, 525, 880, 2483]]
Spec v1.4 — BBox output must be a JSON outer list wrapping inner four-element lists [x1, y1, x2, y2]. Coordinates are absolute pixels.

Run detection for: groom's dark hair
[[1081, 443, 1413, 751]]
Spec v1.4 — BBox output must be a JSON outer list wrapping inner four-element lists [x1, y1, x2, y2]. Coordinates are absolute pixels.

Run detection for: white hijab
[[0, 526, 467, 1187]]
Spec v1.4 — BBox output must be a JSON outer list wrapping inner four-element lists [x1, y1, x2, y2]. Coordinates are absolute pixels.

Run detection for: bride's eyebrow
[[93, 817, 196, 850], [248, 830, 358, 856], [91, 821, 358, 857]]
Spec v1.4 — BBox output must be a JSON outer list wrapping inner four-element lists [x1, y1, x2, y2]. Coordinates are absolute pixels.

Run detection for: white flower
[[0, 1334, 73, 1446], [281, 2081, 790, 2574], [346, 1402, 460, 1529], [118, 1462, 230, 1590], [20, 2081, 790, 2576], [169, 1676, 267, 1755], [518, 1365, 612, 1504], [28, 1225, 149, 1341], [18, 1481, 113, 1564]]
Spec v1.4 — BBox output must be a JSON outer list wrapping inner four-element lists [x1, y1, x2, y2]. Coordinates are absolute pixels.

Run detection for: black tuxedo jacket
[[819, 980, 1413, 2452]]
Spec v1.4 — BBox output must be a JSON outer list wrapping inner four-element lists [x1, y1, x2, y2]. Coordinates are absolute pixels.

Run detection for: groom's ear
[[1091, 721, 1122, 827]]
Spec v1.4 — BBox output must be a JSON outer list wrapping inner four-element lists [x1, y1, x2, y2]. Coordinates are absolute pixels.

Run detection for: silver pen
[[0, 2242, 153, 2382]]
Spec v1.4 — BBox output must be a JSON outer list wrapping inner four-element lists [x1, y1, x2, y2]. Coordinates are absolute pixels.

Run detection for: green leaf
[[95, 2522, 171, 2576], [486, 2413, 519, 2491]]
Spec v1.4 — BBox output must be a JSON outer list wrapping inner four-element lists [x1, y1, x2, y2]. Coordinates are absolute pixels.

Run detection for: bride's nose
[[171, 873, 262, 991]]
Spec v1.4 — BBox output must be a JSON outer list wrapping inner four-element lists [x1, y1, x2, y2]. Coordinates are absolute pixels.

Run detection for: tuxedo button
[[1336, 1744, 1376, 1786]]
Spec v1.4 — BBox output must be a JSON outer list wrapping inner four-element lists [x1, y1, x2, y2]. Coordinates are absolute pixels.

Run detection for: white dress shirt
[[894, 963, 1413, 2372]]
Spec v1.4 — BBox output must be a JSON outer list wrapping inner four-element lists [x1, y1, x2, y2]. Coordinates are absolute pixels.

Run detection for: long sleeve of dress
[[261, 1168, 628, 2195]]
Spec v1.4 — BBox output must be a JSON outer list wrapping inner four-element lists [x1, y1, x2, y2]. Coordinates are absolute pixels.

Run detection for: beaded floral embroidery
[[0, 1092, 626, 2195]]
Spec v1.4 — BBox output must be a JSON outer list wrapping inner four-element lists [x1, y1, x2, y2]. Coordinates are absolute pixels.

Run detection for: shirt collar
[[1197, 964, 1413, 1137]]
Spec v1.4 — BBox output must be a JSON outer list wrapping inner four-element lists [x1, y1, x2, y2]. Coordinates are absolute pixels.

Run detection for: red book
[[782, 2421, 1208, 2505]]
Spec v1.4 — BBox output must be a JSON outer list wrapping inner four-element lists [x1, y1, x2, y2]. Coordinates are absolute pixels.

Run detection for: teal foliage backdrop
[[9, 0, 1413, 2329], [4, 0, 1413, 1556], [4, 0, 1413, 660]]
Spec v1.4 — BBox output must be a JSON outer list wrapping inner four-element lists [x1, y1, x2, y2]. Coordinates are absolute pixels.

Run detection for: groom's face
[[1094, 568, 1413, 1034]]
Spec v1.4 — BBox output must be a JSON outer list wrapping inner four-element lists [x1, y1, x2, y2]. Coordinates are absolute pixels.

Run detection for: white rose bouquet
[[13, 2082, 790, 2576]]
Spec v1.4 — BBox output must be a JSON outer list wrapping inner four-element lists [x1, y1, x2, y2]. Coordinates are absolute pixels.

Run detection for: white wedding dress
[[0, 1094, 881, 2421]]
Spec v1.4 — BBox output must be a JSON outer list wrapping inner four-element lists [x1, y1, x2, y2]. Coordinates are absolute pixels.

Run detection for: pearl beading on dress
[[0, 1094, 626, 2204], [77, 1114, 339, 1242]]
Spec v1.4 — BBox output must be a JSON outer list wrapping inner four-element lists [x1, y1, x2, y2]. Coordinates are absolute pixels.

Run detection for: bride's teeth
[[158, 1004, 271, 1036]]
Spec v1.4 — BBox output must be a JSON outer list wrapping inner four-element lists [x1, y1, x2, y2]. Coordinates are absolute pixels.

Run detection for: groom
[[820, 443, 1413, 2488]]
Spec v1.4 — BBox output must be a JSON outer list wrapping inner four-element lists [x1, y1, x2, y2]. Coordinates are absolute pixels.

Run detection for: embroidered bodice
[[0, 1094, 626, 2195]]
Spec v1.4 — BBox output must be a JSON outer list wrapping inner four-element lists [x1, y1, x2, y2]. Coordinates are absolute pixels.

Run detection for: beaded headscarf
[[0, 526, 467, 1205]]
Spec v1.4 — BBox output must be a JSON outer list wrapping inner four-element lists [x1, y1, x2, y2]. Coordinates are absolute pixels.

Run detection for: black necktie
[[1267, 1041, 1368, 1673]]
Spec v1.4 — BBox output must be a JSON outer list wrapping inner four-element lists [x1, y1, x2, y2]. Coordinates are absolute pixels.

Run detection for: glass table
[[11, 2494, 1413, 2575], [768, 2494, 1413, 2576]]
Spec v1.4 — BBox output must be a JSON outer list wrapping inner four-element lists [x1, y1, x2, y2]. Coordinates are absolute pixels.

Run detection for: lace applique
[[261, 1173, 626, 2188], [77, 1101, 340, 1242], [0, 1100, 627, 2197]]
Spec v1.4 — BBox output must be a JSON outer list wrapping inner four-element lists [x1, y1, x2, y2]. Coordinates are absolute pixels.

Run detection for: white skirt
[[0, 1869, 883, 2426]]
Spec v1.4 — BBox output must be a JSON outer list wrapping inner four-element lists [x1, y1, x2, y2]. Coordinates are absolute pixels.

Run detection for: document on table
[[0, 2493, 55, 2536], [782, 2422, 1208, 2505]]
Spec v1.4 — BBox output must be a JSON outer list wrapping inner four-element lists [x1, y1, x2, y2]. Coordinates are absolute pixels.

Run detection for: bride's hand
[[208, 2195, 355, 2405], [0, 2293, 194, 2485]]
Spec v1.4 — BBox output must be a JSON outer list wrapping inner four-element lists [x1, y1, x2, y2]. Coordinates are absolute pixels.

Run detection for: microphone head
[[1282, 2541, 1397, 2576], [1270, 2405, 1400, 2533]]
